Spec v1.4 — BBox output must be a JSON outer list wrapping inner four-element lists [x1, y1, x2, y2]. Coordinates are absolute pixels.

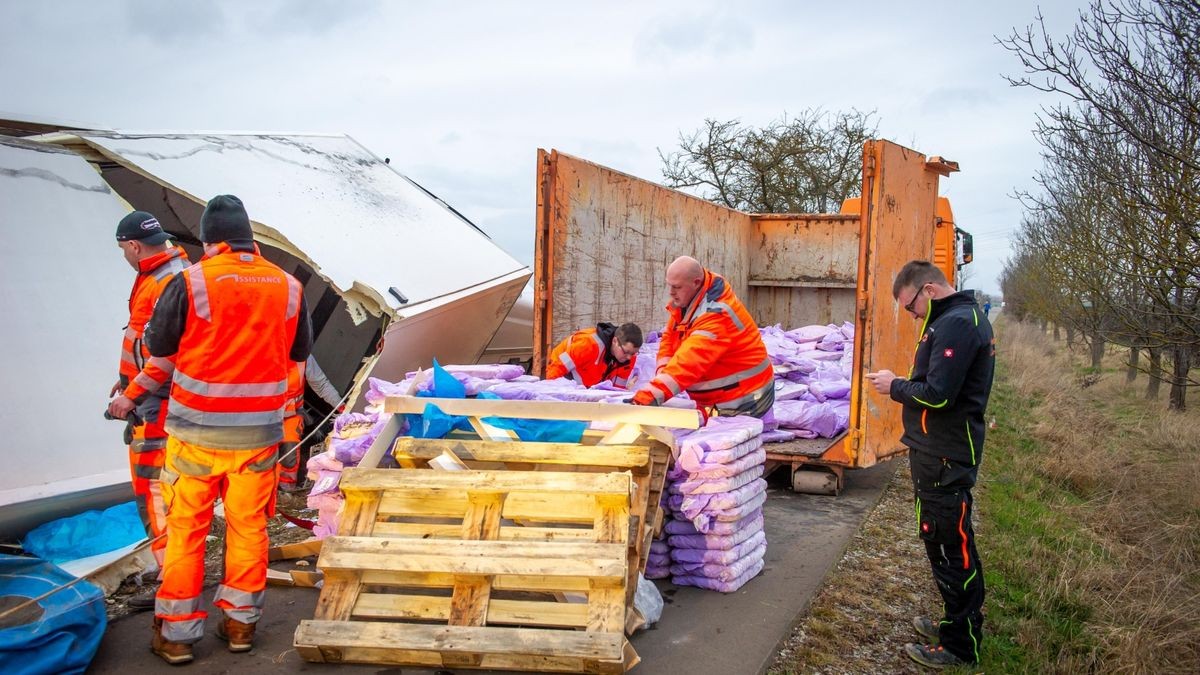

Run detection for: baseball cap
[[116, 211, 172, 245]]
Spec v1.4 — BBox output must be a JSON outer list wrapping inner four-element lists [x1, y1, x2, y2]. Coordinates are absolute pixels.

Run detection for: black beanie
[[200, 194, 253, 244]]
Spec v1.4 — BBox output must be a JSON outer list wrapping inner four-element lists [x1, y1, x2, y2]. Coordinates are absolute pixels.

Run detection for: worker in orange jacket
[[631, 256, 774, 418], [278, 355, 343, 488], [545, 322, 643, 388], [106, 211, 191, 611], [143, 195, 311, 664]]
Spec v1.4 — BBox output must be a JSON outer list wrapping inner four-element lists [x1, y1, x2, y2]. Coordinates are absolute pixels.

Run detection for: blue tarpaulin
[[0, 555, 106, 675], [21, 501, 144, 563]]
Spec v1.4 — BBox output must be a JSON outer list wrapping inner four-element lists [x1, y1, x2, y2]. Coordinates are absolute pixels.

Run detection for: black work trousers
[[910, 450, 985, 663]]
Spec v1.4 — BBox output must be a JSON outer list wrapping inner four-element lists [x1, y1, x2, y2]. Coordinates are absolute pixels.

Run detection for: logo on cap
[[141, 218, 161, 231]]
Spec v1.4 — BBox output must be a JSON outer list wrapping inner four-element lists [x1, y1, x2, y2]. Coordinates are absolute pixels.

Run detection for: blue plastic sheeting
[[22, 501, 144, 563], [403, 360, 586, 442], [405, 359, 472, 439], [0, 555, 107, 675]]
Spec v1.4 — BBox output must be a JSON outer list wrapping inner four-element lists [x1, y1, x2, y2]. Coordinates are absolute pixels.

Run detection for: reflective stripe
[[165, 414, 283, 450], [913, 396, 948, 409], [214, 584, 265, 624], [133, 370, 164, 391], [124, 326, 139, 340], [131, 437, 168, 452], [133, 463, 161, 480], [148, 356, 175, 371], [650, 386, 666, 404], [161, 617, 206, 643], [703, 301, 744, 331], [559, 353, 584, 386], [168, 398, 284, 426], [173, 369, 288, 398], [713, 378, 774, 410], [285, 275, 302, 320], [657, 372, 682, 396], [922, 409, 928, 434], [691, 357, 771, 391], [151, 260, 186, 282], [120, 351, 138, 366], [156, 596, 201, 616], [958, 499, 969, 569], [188, 265, 211, 321], [590, 331, 606, 359], [656, 357, 671, 368], [965, 421, 976, 464], [692, 330, 718, 340]]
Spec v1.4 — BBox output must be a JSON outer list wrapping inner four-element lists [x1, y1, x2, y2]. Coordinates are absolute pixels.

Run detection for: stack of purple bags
[[658, 416, 767, 592]]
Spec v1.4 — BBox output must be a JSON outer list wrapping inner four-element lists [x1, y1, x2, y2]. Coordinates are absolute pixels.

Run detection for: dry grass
[[984, 321, 1200, 673], [769, 459, 933, 675]]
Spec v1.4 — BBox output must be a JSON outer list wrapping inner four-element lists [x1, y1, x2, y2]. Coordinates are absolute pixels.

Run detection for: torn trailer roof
[[0, 130, 530, 538]]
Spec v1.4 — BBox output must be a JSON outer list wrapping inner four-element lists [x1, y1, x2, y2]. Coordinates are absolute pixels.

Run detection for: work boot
[[151, 618, 194, 665], [912, 616, 940, 643], [903, 643, 967, 669], [127, 585, 158, 612], [216, 616, 256, 652]]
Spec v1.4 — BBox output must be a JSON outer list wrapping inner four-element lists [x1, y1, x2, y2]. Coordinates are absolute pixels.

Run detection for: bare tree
[[1000, 0, 1200, 409], [659, 109, 878, 213]]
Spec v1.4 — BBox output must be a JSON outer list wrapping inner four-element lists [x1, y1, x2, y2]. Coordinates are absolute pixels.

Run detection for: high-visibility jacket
[[119, 246, 191, 436], [545, 323, 635, 388], [637, 270, 773, 412], [155, 242, 306, 450]]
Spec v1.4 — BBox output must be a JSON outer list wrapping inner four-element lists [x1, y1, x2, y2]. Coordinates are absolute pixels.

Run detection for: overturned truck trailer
[[534, 140, 963, 493], [0, 131, 529, 537]]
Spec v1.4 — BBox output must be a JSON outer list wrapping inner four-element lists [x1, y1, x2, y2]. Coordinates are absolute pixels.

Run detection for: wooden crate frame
[[295, 469, 634, 673], [389, 435, 671, 622]]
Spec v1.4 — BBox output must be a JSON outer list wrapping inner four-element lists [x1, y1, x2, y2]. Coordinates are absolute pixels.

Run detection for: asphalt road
[[89, 458, 898, 675]]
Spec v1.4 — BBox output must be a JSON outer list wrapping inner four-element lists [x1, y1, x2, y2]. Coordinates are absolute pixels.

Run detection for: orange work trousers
[[128, 422, 169, 569], [278, 414, 302, 486], [154, 437, 278, 644]]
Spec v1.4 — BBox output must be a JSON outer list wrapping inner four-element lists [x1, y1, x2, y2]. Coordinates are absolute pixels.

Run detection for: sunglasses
[[904, 284, 930, 313]]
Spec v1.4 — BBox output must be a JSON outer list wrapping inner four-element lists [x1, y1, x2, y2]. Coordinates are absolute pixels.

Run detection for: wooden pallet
[[294, 468, 635, 673], [389, 435, 671, 629]]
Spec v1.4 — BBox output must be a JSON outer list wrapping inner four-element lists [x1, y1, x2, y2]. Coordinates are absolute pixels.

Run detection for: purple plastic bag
[[645, 564, 671, 580], [667, 518, 762, 550], [671, 555, 764, 592], [680, 490, 770, 532], [670, 531, 766, 565], [669, 478, 768, 521], [664, 509, 763, 537], [669, 464, 765, 496], [761, 429, 797, 443], [670, 542, 766, 581]]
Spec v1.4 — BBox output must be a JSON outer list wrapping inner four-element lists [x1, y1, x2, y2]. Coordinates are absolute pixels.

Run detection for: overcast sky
[[1, 0, 1090, 296]]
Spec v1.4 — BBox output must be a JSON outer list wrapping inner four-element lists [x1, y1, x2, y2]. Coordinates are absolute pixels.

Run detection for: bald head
[[666, 256, 705, 309]]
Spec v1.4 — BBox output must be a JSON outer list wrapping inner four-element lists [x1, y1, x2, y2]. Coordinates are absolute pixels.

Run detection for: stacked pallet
[[294, 396, 699, 672]]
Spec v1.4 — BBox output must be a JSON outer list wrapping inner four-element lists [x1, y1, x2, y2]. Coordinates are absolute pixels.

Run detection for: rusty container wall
[[846, 140, 946, 467], [746, 214, 860, 328], [533, 141, 952, 470], [534, 149, 753, 375]]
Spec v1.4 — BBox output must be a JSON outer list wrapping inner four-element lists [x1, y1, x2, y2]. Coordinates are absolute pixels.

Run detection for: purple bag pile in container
[[656, 416, 767, 592], [762, 322, 855, 441]]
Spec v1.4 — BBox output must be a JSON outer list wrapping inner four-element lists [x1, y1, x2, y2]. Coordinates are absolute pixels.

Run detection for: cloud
[[634, 12, 754, 65], [920, 87, 999, 113], [118, 0, 379, 43], [122, 0, 228, 42]]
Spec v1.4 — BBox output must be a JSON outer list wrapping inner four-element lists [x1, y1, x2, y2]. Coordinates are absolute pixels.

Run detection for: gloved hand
[[629, 389, 659, 406]]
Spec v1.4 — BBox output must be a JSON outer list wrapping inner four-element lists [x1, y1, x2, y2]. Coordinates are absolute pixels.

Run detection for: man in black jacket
[[866, 260, 995, 669]]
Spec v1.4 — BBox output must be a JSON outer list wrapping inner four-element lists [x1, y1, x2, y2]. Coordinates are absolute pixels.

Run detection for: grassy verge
[[771, 319, 1200, 673]]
